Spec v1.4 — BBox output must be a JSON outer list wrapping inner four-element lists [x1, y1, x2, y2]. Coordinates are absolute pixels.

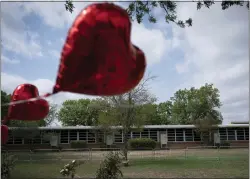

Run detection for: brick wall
[[229, 140, 249, 147], [4, 140, 248, 150]]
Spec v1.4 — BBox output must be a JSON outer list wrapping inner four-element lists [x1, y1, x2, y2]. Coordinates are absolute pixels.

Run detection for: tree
[[1, 91, 11, 120], [170, 83, 223, 144], [58, 99, 99, 126], [155, 101, 172, 125], [1, 90, 57, 127], [65, 1, 249, 28], [170, 84, 222, 125], [95, 74, 157, 163]]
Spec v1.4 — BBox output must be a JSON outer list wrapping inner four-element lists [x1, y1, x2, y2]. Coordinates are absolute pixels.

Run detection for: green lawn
[[10, 156, 249, 178]]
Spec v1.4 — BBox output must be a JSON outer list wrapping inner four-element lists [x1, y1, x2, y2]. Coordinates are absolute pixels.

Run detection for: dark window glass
[[193, 130, 201, 141], [69, 130, 77, 141], [149, 130, 158, 141], [167, 129, 175, 142], [132, 132, 140, 139], [244, 128, 249, 140], [114, 130, 123, 143], [141, 130, 149, 138], [176, 129, 184, 141], [236, 128, 245, 140], [185, 129, 193, 141], [79, 130, 87, 141], [97, 131, 104, 143], [219, 128, 227, 141], [60, 130, 69, 144], [87, 130, 96, 143], [227, 128, 236, 141]]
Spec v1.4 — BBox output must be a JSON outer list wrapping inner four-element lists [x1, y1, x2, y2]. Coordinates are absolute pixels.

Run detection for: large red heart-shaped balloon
[[53, 3, 146, 96], [1, 125, 8, 145], [8, 84, 49, 121]]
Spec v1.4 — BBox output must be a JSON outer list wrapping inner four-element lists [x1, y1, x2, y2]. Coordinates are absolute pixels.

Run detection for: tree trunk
[[123, 130, 128, 161], [121, 92, 133, 167]]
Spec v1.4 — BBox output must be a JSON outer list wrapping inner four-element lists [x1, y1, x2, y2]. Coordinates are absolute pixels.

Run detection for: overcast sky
[[1, 2, 249, 125]]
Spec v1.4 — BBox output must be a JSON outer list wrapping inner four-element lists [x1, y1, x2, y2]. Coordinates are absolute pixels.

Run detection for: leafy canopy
[[65, 1, 249, 28]]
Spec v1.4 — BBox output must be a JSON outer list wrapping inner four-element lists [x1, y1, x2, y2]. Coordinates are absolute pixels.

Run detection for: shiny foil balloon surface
[[1, 125, 8, 145], [8, 84, 49, 121], [53, 3, 146, 96]]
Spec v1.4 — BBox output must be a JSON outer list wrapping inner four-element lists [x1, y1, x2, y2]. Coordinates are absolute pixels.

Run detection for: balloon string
[[0, 93, 53, 107]]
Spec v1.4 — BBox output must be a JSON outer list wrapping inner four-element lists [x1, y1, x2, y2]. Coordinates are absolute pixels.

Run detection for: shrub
[[1, 152, 17, 179], [96, 151, 123, 179], [129, 138, 157, 150], [60, 160, 84, 178], [214, 141, 230, 149], [70, 141, 87, 148], [220, 141, 230, 149]]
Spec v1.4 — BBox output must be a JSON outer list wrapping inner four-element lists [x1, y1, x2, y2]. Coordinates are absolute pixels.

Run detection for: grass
[[8, 149, 249, 178]]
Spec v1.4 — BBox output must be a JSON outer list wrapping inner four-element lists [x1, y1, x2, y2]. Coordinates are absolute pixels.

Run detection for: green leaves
[[170, 83, 223, 127], [65, 0, 75, 13], [1, 91, 11, 120], [64, 1, 248, 28], [58, 99, 99, 126], [1, 151, 17, 179], [60, 160, 83, 178], [96, 152, 123, 179]]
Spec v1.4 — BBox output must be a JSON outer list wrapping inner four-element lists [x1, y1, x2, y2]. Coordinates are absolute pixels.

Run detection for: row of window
[[6, 128, 249, 145], [219, 128, 249, 141]]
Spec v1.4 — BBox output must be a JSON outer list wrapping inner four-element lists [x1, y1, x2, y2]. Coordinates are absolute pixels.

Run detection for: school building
[[5, 124, 249, 150]]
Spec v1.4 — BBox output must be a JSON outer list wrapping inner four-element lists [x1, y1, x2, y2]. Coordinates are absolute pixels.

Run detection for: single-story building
[[5, 124, 249, 149]]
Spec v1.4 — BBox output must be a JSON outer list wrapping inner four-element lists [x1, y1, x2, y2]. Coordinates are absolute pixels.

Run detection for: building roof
[[9, 124, 249, 130], [231, 121, 249, 124]]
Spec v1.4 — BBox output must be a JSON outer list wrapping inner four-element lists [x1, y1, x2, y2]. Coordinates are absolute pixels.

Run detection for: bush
[[220, 141, 230, 149], [60, 160, 84, 178], [214, 141, 231, 149], [96, 152, 123, 179], [1, 152, 17, 179], [129, 138, 157, 150], [70, 141, 87, 149]]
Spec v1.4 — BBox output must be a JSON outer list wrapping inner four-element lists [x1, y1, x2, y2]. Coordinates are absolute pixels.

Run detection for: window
[[24, 138, 32, 144], [126, 132, 131, 140], [114, 130, 123, 143], [14, 137, 23, 144], [97, 131, 104, 143], [149, 130, 158, 141], [87, 130, 96, 143], [193, 130, 201, 141], [244, 128, 249, 140], [167, 129, 175, 142], [41, 131, 50, 144], [141, 130, 149, 138], [132, 132, 140, 139], [219, 128, 227, 141], [176, 129, 184, 141], [236, 128, 245, 140], [69, 130, 77, 142], [185, 129, 193, 141], [79, 130, 87, 141], [7, 131, 14, 144], [33, 133, 42, 144], [60, 130, 69, 144], [227, 128, 236, 141]]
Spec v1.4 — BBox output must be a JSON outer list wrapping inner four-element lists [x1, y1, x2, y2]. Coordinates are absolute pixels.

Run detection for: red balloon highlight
[[7, 84, 49, 121], [53, 3, 146, 96], [1, 125, 8, 145]]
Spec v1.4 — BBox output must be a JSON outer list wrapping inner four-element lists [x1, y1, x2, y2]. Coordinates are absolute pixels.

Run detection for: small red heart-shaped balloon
[[8, 84, 49, 121], [1, 125, 8, 145], [53, 3, 146, 96]]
